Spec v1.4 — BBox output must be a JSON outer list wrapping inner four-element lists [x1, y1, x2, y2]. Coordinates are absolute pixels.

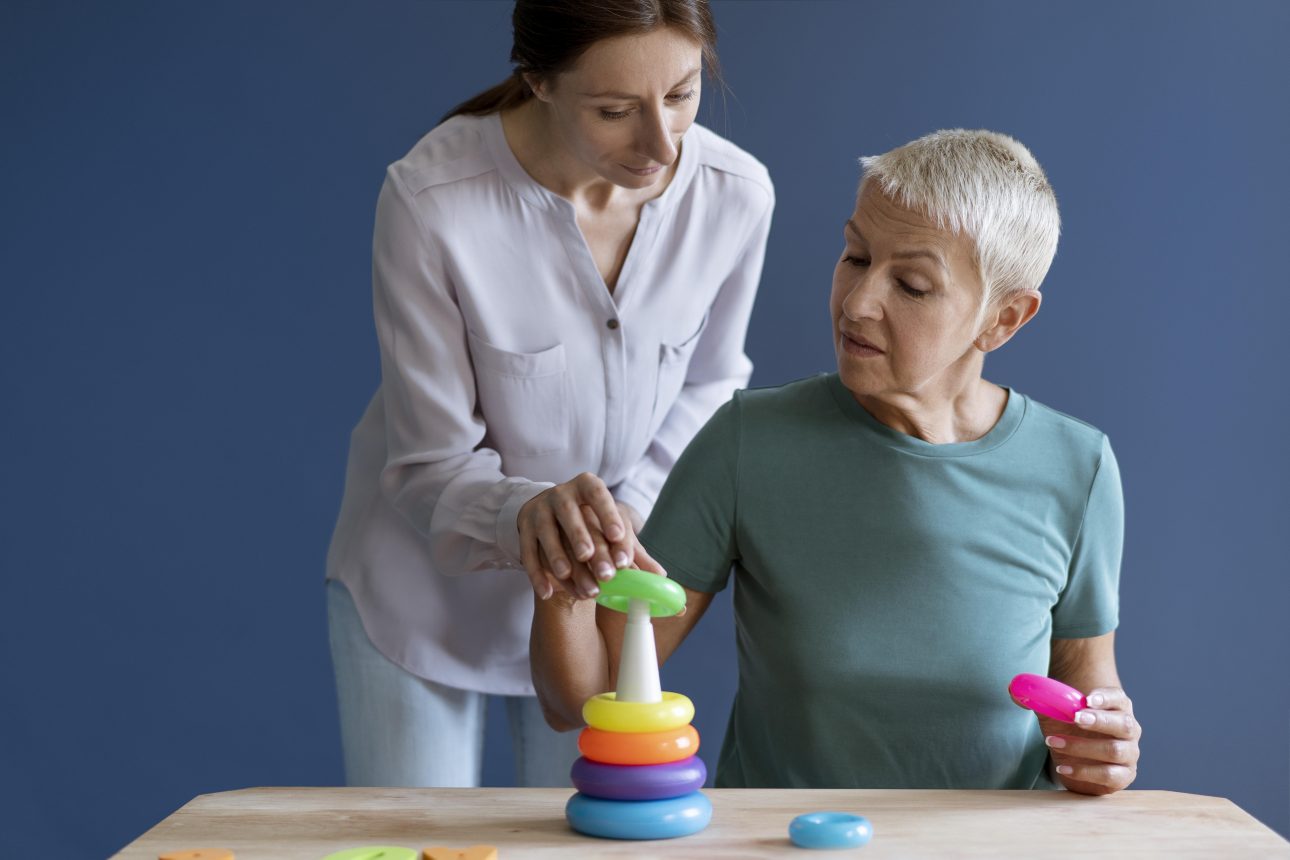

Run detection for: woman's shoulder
[[385, 114, 501, 198], [1016, 393, 1114, 464], [686, 124, 774, 206]]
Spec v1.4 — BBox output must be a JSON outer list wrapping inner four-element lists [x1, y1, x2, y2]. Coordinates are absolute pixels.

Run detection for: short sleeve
[[638, 395, 742, 593], [1052, 435, 1124, 638]]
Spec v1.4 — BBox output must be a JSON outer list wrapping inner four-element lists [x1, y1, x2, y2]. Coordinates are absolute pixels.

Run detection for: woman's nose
[[842, 275, 883, 321], [638, 106, 678, 165]]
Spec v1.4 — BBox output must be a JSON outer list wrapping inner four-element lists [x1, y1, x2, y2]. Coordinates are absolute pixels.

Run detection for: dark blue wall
[[3, 1, 1287, 854]]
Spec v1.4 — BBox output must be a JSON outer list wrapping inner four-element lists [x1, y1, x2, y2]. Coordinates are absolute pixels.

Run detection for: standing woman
[[325, 0, 774, 788]]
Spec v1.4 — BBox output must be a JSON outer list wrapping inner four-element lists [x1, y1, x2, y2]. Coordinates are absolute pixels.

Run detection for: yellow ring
[[582, 691, 695, 734]]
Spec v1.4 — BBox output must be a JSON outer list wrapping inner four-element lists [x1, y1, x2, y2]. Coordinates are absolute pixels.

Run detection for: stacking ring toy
[[322, 848, 418, 860], [566, 790, 712, 840], [595, 568, 686, 617], [578, 724, 699, 765], [571, 755, 707, 801], [583, 691, 695, 733], [1009, 673, 1087, 723], [788, 812, 873, 850]]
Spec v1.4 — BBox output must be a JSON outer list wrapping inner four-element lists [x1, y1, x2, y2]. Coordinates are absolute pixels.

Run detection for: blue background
[[3, 1, 1287, 855]]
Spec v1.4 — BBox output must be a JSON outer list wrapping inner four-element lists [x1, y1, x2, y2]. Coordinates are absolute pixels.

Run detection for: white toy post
[[615, 597, 663, 703]]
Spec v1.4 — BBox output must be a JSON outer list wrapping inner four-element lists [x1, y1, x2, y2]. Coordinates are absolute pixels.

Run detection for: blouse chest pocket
[[650, 311, 710, 433], [467, 332, 571, 459]]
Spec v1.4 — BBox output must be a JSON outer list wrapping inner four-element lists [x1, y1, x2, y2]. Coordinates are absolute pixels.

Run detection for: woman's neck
[[499, 100, 677, 212], [854, 373, 1008, 445]]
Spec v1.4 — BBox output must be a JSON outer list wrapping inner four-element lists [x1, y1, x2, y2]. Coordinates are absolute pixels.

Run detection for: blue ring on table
[[565, 790, 712, 840], [789, 812, 873, 849], [570, 755, 707, 801]]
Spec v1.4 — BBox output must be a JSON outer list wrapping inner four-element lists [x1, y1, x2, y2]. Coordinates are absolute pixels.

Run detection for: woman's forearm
[[530, 593, 612, 732]]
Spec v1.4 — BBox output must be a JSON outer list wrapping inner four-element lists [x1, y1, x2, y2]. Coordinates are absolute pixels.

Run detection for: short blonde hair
[[859, 129, 1060, 308]]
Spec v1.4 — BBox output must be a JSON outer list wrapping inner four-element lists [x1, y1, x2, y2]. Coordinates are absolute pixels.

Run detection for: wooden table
[[114, 787, 1289, 858]]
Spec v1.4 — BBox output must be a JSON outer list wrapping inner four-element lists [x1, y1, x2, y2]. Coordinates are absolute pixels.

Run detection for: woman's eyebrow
[[846, 219, 948, 272], [580, 68, 701, 100]]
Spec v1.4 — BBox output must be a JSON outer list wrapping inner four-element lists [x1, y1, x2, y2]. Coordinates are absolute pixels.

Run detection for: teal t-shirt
[[639, 373, 1123, 790]]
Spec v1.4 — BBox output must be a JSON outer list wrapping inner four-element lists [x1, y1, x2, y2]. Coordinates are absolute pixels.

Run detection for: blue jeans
[[326, 578, 580, 787]]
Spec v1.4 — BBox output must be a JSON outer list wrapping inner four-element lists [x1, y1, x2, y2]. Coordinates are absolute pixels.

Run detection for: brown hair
[[442, 0, 721, 123]]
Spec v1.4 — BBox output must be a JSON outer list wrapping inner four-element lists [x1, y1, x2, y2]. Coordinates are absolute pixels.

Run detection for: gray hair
[[859, 129, 1060, 309]]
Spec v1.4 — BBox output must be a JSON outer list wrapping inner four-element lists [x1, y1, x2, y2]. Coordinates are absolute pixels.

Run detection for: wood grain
[[113, 787, 1290, 859]]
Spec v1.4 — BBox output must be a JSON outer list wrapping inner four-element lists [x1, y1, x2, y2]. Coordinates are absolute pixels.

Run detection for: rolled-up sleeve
[[372, 168, 550, 573], [614, 186, 774, 522]]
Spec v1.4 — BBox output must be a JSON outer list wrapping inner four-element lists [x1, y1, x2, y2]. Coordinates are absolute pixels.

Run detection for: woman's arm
[[1044, 632, 1141, 795], [371, 168, 555, 578], [531, 581, 715, 732]]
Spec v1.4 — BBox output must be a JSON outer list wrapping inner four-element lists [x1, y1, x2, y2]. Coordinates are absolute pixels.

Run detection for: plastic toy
[[578, 724, 699, 765], [571, 755, 707, 801], [565, 568, 709, 839], [582, 690, 694, 733], [1008, 673, 1087, 723], [421, 847, 498, 860], [565, 791, 713, 840], [322, 848, 417, 860], [789, 812, 873, 850]]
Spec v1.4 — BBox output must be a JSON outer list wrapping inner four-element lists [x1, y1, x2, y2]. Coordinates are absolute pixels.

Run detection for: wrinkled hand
[[1028, 687, 1141, 795], [518, 473, 664, 600]]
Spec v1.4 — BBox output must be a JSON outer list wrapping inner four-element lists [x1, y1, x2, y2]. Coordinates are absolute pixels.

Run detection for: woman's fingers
[[1045, 734, 1139, 767], [559, 533, 602, 598], [1044, 685, 1141, 795], [1049, 759, 1137, 794], [575, 473, 625, 540]]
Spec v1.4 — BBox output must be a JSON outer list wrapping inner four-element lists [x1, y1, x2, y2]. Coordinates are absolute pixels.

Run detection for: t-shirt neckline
[[824, 372, 1026, 458]]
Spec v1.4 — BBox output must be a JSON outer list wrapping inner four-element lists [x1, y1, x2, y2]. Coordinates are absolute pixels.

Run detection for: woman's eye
[[898, 281, 928, 298], [843, 255, 869, 267], [667, 89, 697, 104], [600, 108, 632, 121]]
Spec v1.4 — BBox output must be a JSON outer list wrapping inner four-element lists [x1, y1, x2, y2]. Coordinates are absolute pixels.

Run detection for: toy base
[[565, 790, 712, 840]]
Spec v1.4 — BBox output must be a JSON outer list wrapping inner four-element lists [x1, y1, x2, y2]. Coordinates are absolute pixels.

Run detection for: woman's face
[[533, 27, 703, 189], [829, 182, 989, 400]]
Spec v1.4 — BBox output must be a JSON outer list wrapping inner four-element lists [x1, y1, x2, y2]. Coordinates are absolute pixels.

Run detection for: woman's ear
[[975, 289, 1042, 353], [523, 72, 552, 103]]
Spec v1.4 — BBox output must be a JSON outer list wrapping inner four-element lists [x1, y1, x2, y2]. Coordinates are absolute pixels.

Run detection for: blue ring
[[789, 812, 873, 849], [566, 790, 712, 840]]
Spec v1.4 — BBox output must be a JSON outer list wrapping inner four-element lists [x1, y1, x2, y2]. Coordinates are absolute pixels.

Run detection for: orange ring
[[577, 724, 700, 765]]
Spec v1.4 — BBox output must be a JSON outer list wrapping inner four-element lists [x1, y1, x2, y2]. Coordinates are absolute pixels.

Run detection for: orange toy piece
[[422, 848, 498, 860], [578, 723, 700, 765], [159, 852, 234, 860]]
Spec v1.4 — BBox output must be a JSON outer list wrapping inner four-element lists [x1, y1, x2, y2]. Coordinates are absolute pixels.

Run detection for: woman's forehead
[[566, 28, 703, 93]]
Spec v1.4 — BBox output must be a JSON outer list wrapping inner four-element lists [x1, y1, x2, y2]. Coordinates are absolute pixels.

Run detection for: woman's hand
[[518, 473, 663, 599], [1038, 687, 1141, 795]]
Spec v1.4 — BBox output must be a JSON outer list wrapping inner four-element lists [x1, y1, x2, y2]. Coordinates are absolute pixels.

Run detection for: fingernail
[[1056, 765, 1073, 776], [1088, 693, 1104, 707], [578, 543, 593, 559], [1075, 711, 1095, 726], [615, 553, 630, 568], [596, 563, 614, 580], [554, 560, 570, 576], [1045, 736, 1066, 749], [587, 587, 599, 598], [608, 525, 624, 541]]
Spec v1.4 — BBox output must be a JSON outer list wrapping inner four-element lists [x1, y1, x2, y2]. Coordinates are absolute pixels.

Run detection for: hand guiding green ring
[[594, 568, 686, 617]]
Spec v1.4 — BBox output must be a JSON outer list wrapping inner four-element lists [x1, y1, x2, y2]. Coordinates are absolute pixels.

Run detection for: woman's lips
[[841, 331, 884, 357], [622, 163, 663, 176]]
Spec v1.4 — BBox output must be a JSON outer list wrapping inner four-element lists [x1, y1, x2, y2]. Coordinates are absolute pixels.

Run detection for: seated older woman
[[530, 129, 1141, 795]]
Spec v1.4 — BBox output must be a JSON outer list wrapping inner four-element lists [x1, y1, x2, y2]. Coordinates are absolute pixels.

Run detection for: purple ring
[[570, 755, 707, 801]]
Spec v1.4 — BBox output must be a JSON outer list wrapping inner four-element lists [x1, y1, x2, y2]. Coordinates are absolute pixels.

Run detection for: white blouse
[[326, 112, 774, 694]]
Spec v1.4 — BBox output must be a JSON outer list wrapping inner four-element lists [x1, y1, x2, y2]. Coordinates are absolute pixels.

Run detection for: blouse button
[[606, 318, 620, 330]]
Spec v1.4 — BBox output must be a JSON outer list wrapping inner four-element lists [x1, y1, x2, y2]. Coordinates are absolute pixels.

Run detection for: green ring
[[595, 568, 686, 617]]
